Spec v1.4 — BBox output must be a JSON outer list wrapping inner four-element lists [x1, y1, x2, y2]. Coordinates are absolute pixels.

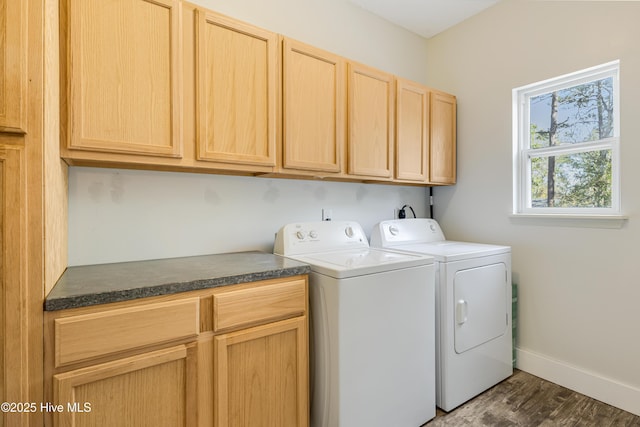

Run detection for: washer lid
[[289, 248, 433, 279], [389, 241, 510, 262]]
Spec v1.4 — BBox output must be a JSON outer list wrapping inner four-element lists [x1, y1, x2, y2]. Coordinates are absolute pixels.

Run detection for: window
[[513, 61, 620, 216]]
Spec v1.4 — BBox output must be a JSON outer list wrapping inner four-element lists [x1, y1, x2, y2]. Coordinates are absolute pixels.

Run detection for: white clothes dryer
[[274, 221, 436, 427], [370, 218, 512, 412]]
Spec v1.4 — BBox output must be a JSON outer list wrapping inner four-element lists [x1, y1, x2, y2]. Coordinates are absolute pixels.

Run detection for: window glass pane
[[530, 150, 612, 208], [529, 77, 614, 148]]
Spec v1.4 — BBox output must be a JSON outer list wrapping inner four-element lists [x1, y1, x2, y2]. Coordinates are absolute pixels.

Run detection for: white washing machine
[[370, 218, 512, 412], [274, 221, 436, 427]]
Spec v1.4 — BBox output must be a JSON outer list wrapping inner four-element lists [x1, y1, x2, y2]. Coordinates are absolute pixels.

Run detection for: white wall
[[426, 0, 640, 415], [67, 0, 430, 266], [68, 168, 429, 265]]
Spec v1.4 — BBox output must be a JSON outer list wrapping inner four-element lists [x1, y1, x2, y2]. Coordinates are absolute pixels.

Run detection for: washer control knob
[[309, 230, 318, 239], [389, 225, 399, 236], [430, 223, 436, 232], [296, 231, 305, 240], [345, 226, 354, 238]]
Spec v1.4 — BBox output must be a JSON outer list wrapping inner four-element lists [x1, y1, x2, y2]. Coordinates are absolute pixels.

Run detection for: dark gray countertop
[[45, 251, 311, 311]]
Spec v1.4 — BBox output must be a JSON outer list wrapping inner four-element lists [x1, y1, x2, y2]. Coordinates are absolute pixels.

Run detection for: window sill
[[509, 214, 628, 229]]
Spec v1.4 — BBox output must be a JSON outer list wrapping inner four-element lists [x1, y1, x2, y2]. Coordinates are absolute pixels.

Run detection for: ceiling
[[348, 0, 501, 38]]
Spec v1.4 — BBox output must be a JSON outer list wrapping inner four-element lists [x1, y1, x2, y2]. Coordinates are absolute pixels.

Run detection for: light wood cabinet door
[[395, 78, 429, 183], [430, 91, 457, 184], [53, 345, 197, 427], [214, 316, 309, 427], [281, 38, 345, 174], [0, 144, 28, 425], [196, 10, 277, 168], [347, 62, 394, 179], [62, 0, 182, 157], [0, 0, 28, 133]]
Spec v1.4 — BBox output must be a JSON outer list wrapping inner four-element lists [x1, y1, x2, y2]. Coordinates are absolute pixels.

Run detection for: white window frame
[[512, 60, 621, 218]]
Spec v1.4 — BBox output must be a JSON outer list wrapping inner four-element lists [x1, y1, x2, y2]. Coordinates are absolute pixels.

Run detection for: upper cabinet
[[430, 91, 457, 184], [395, 80, 458, 185], [0, 0, 28, 133], [395, 78, 429, 183], [281, 38, 345, 175], [61, 0, 182, 157], [58, 2, 456, 185], [195, 10, 278, 168], [348, 62, 395, 180]]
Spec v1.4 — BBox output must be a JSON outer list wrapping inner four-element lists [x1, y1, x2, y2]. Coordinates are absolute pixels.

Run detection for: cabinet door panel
[[0, 145, 28, 424], [430, 92, 457, 184], [0, 0, 28, 133], [196, 10, 277, 167], [64, 0, 181, 157], [214, 317, 308, 427], [53, 345, 196, 427], [396, 79, 429, 182], [282, 39, 344, 173], [348, 63, 394, 179]]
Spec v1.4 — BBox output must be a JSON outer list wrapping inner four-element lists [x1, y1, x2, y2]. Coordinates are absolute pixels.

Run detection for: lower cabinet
[[45, 276, 309, 427], [53, 345, 197, 427], [214, 317, 308, 427]]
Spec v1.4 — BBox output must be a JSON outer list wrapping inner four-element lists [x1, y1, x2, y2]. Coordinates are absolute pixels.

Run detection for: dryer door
[[453, 263, 508, 354]]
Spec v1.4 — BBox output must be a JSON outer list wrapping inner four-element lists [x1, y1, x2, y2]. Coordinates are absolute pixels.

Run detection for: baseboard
[[516, 348, 640, 417]]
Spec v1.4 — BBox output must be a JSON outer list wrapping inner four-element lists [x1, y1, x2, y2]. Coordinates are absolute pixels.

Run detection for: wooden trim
[[44, 0, 69, 295], [197, 334, 215, 426]]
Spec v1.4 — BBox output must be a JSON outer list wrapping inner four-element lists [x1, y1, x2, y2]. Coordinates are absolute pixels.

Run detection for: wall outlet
[[322, 208, 332, 221]]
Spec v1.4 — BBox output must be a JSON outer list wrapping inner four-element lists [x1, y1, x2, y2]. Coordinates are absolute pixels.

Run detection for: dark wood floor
[[424, 369, 640, 426]]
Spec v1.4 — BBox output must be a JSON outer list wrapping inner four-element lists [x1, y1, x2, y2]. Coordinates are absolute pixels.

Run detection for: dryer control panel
[[370, 218, 446, 247]]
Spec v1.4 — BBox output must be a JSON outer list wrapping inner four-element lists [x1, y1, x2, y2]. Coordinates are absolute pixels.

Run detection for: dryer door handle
[[456, 299, 468, 325]]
